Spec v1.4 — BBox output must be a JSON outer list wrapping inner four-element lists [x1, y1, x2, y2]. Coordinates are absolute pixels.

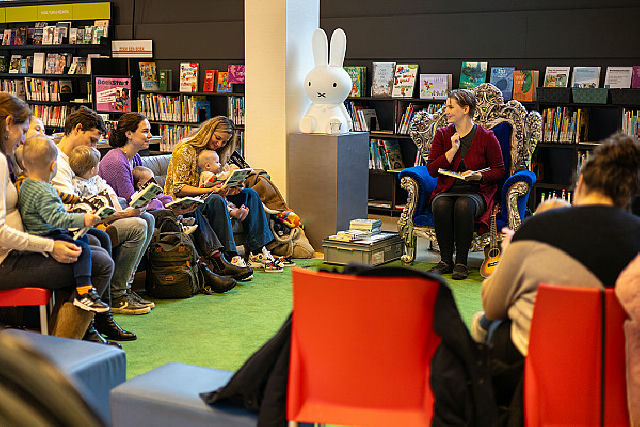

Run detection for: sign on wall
[[112, 40, 153, 58]]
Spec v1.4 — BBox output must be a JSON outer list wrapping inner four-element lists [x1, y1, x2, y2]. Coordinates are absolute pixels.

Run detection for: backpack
[[145, 215, 201, 298]]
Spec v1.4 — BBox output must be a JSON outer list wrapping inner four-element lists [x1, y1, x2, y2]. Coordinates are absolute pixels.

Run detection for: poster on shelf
[[112, 40, 153, 58], [95, 76, 131, 113]]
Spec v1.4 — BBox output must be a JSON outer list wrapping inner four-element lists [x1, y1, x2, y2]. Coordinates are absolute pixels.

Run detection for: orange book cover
[[216, 71, 232, 93], [514, 70, 539, 102], [203, 69, 217, 92]]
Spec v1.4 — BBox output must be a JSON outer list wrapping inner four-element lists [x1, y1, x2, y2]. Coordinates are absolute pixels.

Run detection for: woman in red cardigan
[[426, 89, 505, 279]]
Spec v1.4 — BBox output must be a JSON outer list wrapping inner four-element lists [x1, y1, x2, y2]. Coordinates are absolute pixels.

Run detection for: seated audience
[[480, 133, 640, 410]]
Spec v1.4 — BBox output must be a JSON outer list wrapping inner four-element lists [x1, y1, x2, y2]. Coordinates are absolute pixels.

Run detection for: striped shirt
[[19, 178, 85, 235]]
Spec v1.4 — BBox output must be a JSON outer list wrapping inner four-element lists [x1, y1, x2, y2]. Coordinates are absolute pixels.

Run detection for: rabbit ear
[[312, 28, 328, 67], [328, 28, 346, 67]]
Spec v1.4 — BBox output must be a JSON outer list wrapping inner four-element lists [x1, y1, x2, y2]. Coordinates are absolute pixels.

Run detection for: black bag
[[146, 215, 201, 298]]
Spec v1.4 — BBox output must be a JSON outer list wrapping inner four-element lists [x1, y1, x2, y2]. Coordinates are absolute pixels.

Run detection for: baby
[[19, 136, 108, 313], [70, 146, 122, 208], [198, 150, 248, 221]]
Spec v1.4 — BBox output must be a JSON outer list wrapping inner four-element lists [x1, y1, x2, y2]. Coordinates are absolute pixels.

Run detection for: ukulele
[[480, 205, 501, 278]]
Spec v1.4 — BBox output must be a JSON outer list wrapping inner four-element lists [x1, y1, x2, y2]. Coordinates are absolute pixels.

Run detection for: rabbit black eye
[[333, 83, 337, 87], [308, 82, 311, 86]]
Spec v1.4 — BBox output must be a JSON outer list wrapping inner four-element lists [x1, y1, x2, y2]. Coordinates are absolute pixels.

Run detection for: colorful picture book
[[139, 61, 159, 91], [513, 70, 539, 102], [392, 64, 419, 98], [604, 67, 633, 89], [371, 61, 395, 97], [571, 67, 600, 88], [165, 197, 204, 210], [129, 182, 163, 209], [489, 67, 515, 100], [216, 71, 232, 93], [369, 139, 404, 170], [8, 55, 21, 73], [95, 76, 132, 113], [203, 69, 217, 92], [544, 67, 571, 87], [459, 61, 488, 90], [419, 74, 452, 100], [344, 66, 367, 97], [179, 62, 199, 92], [228, 65, 245, 84]]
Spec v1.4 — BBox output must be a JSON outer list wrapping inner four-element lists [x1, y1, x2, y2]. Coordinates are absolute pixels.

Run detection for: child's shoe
[[73, 288, 110, 313], [277, 256, 296, 266], [261, 247, 285, 268], [248, 252, 284, 272]]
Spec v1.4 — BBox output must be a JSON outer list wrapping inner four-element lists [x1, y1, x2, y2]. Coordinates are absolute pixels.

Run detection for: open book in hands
[[165, 196, 205, 210], [438, 167, 490, 181], [212, 168, 252, 188], [129, 182, 164, 209], [72, 206, 116, 240]]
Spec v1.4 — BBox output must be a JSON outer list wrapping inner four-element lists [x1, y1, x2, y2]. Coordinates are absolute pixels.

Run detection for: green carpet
[[115, 259, 483, 380]]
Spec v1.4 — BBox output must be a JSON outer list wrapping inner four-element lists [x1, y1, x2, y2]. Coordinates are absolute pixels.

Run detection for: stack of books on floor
[[327, 218, 382, 242]]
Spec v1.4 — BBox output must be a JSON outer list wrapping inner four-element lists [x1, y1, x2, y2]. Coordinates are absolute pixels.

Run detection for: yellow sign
[[5, 6, 38, 23], [38, 4, 74, 20], [0, 9, 6, 24], [1, 2, 109, 23], [73, 2, 110, 20]]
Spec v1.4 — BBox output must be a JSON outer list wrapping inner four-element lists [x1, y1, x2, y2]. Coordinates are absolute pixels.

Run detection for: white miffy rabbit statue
[[299, 28, 354, 135]]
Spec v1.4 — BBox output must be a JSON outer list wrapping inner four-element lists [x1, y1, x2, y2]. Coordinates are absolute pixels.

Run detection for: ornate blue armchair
[[397, 84, 542, 263]]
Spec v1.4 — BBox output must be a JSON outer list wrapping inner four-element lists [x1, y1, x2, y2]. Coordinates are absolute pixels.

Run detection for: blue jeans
[[45, 230, 92, 288], [109, 212, 155, 299], [199, 188, 274, 256]]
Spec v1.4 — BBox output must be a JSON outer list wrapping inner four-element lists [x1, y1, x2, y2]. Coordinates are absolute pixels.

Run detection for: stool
[[4, 329, 126, 425], [0, 287, 53, 334], [110, 362, 257, 427]]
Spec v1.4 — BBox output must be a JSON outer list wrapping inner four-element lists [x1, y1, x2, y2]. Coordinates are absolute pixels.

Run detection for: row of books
[[31, 104, 69, 128], [5, 53, 97, 75], [576, 150, 591, 175], [139, 61, 244, 93], [369, 139, 404, 171], [23, 78, 72, 102], [228, 96, 245, 125], [138, 93, 211, 123], [1, 20, 108, 46], [622, 109, 640, 139], [541, 107, 589, 143], [396, 103, 440, 134], [158, 124, 197, 152], [537, 189, 573, 207], [351, 62, 640, 102], [234, 129, 245, 157], [344, 102, 378, 132]]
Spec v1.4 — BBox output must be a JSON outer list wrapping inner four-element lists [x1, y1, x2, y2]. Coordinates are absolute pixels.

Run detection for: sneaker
[[277, 256, 296, 267], [429, 261, 454, 275], [452, 264, 469, 280], [263, 260, 284, 273], [73, 288, 110, 313], [260, 250, 285, 268], [248, 252, 284, 272], [471, 311, 488, 343], [128, 290, 155, 309], [111, 294, 151, 315]]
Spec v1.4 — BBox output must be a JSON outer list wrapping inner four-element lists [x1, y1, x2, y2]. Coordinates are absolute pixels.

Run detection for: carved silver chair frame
[[397, 83, 542, 263]]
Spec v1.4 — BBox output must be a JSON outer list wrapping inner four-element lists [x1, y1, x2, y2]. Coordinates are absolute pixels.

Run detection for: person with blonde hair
[[164, 116, 278, 272]]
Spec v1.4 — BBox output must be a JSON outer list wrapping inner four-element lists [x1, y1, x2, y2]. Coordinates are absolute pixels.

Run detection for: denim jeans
[[109, 212, 155, 299], [45, 230, 92, 288], [199, 188, 274, 256]]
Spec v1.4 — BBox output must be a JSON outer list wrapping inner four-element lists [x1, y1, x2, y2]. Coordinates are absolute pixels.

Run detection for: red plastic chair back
[[524, 284, 629, 426], [287, 268, 441, 426], [0, 287, 51, 307]]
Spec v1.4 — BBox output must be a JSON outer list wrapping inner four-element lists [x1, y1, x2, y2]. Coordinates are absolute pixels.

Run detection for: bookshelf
[[137, 90, 245, 155], [0, 8, 111, 133], [345, 95, 444, 215]]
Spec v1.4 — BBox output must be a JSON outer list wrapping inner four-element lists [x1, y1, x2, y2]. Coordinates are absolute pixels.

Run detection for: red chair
[[524, 284, 629, 426], [0, 288, 54, 335], [287, 268, 441, 426]]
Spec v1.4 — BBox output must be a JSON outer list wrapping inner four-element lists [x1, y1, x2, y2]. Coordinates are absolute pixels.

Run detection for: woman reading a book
[[0, 93, 115, 341], [164, 116, 277, 269], [427, 89, 505, 279], [101, 113, 251, 290]]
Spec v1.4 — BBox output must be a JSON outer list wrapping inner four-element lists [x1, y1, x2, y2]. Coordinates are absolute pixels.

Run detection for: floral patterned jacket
[[164, 142, 201, 198]]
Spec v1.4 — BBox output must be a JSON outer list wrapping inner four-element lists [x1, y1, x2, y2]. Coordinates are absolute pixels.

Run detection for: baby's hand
[[217, 171, 231, 181], [84, 213, 101, 227]]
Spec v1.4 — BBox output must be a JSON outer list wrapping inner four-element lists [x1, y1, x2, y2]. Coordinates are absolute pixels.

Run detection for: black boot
[[197, 259, 237, 293], [83, 321, 122, 349], [208, 254, 253, 281], [94, 311, 137, 341]]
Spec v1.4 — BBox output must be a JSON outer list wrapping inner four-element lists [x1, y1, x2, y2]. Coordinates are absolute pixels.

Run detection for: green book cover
[[158, 69, 172, 91], [459, 61, 488, 90], [0, 56, 7, 73], [344, 66, 365, 97]]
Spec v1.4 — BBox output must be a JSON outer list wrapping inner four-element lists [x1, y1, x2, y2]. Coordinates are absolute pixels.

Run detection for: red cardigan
[[426, 124, 505, 233]]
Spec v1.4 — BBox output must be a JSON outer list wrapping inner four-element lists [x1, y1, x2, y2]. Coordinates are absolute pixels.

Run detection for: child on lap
[[19, 136, 108, 313]]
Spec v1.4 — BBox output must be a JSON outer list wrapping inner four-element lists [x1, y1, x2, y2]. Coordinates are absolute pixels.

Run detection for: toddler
[[197, 149, 285, 272], [70, 146, 122, 208], [19, 136, 108, 313]]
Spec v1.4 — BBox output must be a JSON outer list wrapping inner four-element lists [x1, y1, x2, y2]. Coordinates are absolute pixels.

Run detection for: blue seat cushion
[[110, 362, 257, 427]]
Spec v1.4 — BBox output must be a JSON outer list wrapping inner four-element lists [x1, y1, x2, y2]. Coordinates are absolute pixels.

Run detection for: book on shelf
[[419, 73, 452, 100], [33, 52, 45, 74], [544, 66, 571, 87], [129, 182, 163, 209], [371, 61, 395, 97], [139, 61, 159, 91], [55, 22, 70, 44], [59, 80, 73, 94], [9, 55, 21, 74], [76, 28, 85, 44], [392, 64, 419, 98], [93, 19, 109, 42], [165, 196, 205, 210], [604, 67, 632, 89], [19, 59, 28, 74], [195, 99, 211, 121], [42, 26, 55, 44], [633, 67, 640, 89], [490, 67, 515, 100], [158, 69, 172, 91], [383, 139, 405, 169], [349, 218, 382, 231], [0, 56, 7, 73], [571, 67, 600, 88], [541, 106, 589, 143], [69, 28, 78, 44], [83, 26, 94, 44], [179, 62, 199, 92], [369, 138, 403, 170], [459, 61, 488, 90], [2, 29, 10, 46], [396, 103, 439, 134], [216, 71, 232, 92], [344, 66, 366, 97], [15, 27, 27, 46], [513, 70, 539, 102], [203, 69, 217, 92], [438, 167, 490, 180], [228, 65, 245, 84]]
